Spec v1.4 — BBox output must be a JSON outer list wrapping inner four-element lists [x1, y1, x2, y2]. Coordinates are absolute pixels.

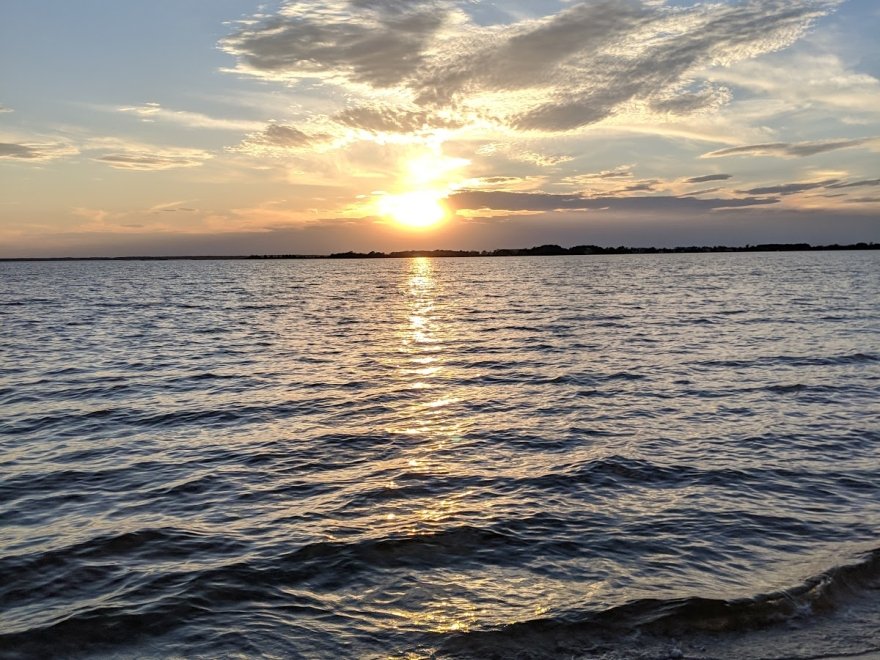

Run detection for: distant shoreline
[[1, 242, 877, 261]]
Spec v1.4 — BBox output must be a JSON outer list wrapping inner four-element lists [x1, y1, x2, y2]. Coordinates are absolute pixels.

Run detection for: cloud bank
[[447, 189, 778, 214], [221, 0, 841, 138], [703, 137, 877, 158]]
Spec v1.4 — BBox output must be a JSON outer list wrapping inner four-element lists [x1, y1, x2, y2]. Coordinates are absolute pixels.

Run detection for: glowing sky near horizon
[[0, 0, 878, 256]]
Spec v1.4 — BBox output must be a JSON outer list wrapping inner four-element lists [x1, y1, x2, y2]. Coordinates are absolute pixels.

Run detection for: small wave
[[761, 382, 865, 396], [0, 528, 249, 637], [276, 525, 520, 572], [699, 353, 878, 369], [603, 371, 646, 381], [0, 398, 338, 436]]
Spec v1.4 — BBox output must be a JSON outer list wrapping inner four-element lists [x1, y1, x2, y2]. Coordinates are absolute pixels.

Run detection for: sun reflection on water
[[361, 263, 612, 636], [387, 258, 468, 511], [365, 257, 510, 639], [397, 257, 446, 400]]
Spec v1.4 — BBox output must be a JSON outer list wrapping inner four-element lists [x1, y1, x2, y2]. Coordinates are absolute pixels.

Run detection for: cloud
[[94, 147, 211, 171], [0, 104, 12, 113], [221, 0, 448, 87], [221, 0, 841, 136], [148, 200, 199, 214], [729, 177, 880, 200], [446, 189, 778, 213], [416, 0, 825, 130], [464, 175, 546, 192], [234, 106, 466, 156], [739, 179, 839, 195], [1, 143, 46, 159], [333, 104, 465, 134], [616, 180, 658, 193], [686, 173, 733, 183], [241, 123, 319, 149], [702, 137, 877, 158], [826, 177, 880, 189], [509, 149, 574, 167], [707, 52, 880, 118], [233, 123, 340, 158], [562, 166, 634, 185], [117, 102, 264, 132], [650, 85, 733, 116], [475, 176, 521, 185], [681, 186, 724, 197], [0, 140, 78, 162]]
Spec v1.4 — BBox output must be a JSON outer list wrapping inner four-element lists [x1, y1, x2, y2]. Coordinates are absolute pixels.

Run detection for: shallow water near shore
[[1, 252, 879, 659]]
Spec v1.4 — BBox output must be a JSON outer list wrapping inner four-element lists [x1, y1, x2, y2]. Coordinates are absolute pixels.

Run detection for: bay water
[[1, 252, 879, 658]]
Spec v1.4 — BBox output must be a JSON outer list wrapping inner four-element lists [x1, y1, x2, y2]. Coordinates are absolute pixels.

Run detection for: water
[[1, 252, 879, 659]]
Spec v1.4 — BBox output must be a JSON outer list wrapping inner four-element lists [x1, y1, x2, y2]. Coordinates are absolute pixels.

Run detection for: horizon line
[[1, 241, 878, 262]]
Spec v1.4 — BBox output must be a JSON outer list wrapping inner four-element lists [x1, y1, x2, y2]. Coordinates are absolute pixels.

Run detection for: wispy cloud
[[148, 200, 199, 214], [686, 173, 733, 183], [94, 146, 211, 171], [462, 175, 547, 192], [703, 137, 878, 158], [0, 140, 78, 161], [707, 52, 880, 118], [562, 166, 635, 185], [605, 180, 661, 195], [739, 179, 839, 195], [235, 123, 329, 155], [117, 102, 264, 131], [0, 104, 13, 114], [826, 177, 880, 189]]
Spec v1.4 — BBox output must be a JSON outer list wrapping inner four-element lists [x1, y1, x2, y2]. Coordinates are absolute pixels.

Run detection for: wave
[[437, 547, 880, 658], [3, 533, 878, 659], [0, 526, 527, 657]]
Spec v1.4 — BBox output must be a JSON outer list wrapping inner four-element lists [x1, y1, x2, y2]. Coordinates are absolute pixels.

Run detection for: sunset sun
[[375, 151, 467, 230], [378, 190, 447, 229]]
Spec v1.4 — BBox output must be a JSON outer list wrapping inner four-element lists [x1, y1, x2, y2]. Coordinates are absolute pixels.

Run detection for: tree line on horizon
[[251, 242, 878, 259]]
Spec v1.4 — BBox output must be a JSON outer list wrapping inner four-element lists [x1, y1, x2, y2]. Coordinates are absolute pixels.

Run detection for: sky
[[1, 0, 879, 257]]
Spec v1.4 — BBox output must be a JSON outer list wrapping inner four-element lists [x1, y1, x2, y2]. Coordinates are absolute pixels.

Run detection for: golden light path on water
[[390, 258, 477, 633], [376, 258, 586, 635]]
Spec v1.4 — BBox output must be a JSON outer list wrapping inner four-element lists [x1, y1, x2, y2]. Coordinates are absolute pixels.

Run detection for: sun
[[378, 190, 447, 229], [373, 149, 469, 230]]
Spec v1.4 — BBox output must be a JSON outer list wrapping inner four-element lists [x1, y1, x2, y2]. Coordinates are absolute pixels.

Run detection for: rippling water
[[2, 252, 879, 659]]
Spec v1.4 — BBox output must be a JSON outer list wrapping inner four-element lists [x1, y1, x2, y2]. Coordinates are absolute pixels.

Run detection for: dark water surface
[[1, 252, 879, 659]]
